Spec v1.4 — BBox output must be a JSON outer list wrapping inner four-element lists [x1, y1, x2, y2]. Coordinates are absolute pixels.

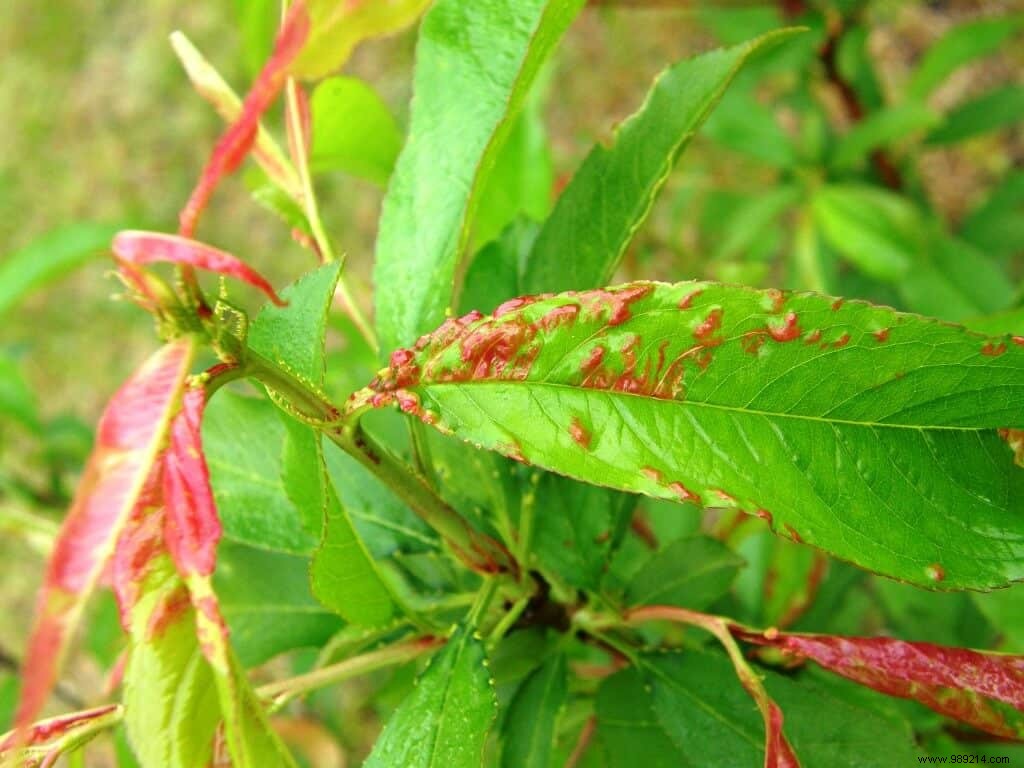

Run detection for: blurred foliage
[[0, 0, 1022, 765]]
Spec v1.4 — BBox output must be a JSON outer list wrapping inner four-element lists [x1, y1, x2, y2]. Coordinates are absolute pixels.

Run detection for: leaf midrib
[[420, 379, 996, 433]]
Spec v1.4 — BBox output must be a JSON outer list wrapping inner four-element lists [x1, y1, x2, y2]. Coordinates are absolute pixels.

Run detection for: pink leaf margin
[[11, 339, 194, 746], [112, 230, 287, 307], [732, 627, 1024, 739]]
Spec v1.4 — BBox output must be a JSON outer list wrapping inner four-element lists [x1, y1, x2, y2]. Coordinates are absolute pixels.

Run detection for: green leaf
[[123, 554, 219, 768], [907, 14, 1024, 100], [311, 472, 397, 626], [289, 0, 431, 80], [898, 233, 1014, 322], [927, 85, 1024, 145], [460, 220, 539, 315], [372, 281, 1024, 589], [501, 654, 568, 768], [812, 184, 922, 281], [233, 0, 277, 78], [249, 262, 342, 387], [713, 186, 799, 263], [310, 77, 401, 185], [365, 627, 497, 768], [532, 473, 634, 590], [472, 80, 554, 251], [522, 30, 802, 296], [280, 416, 326, 539], [374, 0, 584, 355], [597, 652, 916, 767], [961, 171, 1024, 258], [701, 86, 799, 169], [0, 353, 39, 432], [204, 391, 317, 554], [732, 528, 821, 626], [972, 584, 1024, 652], [0, 223, 120, 317], [831, 102, 940, 168], [214, 541, 342, 666], [625, 535, 744, 611]]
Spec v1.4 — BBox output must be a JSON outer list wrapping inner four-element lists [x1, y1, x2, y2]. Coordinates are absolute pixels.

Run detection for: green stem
[[261, 636, 443, 711], [283, 77, 378, 354], [244, 352, 516, 576], [488, 595, 530, 647]]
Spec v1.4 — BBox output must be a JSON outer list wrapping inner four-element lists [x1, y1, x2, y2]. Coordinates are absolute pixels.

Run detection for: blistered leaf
[[374, 0, 584, 355], [360, 282, 1024, 589], [13, 339, 194, 739], [178, 2, 310, 236], [112, 231, 286, 306], [733, 627, 1024, 739], [170, 31, 302, 201], [365, 627, 496, 768], [288, 0, 432, 80]]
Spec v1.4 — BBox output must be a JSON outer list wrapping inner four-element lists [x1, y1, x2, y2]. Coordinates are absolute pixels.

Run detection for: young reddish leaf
[[162, 384, 298, 766], [732, 626, 1024, 739], [178, 1, 311, 237], [112, 230, 287, 307], [164, 386, 221, 579], [13, 339, 194, 742]]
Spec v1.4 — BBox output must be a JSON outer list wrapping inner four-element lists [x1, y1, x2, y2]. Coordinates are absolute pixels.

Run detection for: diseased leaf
[[119, 513, 220, 768], [112, 231, 286, 306], [310, 77, 401, 185], [598, 651, 915, 768], [13, 339, 194, 737], [288, 0, 431, 80], [501, 654, 568, 768], [906, 14, 1024, 100], [374, 0, 584, 355], [179, 2, 309, 236], [215, 541, 342, 666], [0, 223, 121, 317], [365, 627, 496, 768], [522, 30, 801, 296], [732, 626, 1024, 740], [361, 281, 1024, 589], [163, 386, 297, 768], [170, 31, 301, 201], [626, 536, 744, 611]]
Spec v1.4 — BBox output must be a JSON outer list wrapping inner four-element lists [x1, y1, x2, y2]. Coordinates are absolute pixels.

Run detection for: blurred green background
[[0, 0, 1021, 763]]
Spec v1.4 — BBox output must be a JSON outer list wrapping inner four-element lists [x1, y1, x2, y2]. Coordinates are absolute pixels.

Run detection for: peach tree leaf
[[362, 281, 1024, 590], [374, 0, 584, 355], [732, 627, 1024, 740], [364, 627, 496, 768], [521, 29, 803, 296], [14, 339, 194, 738]]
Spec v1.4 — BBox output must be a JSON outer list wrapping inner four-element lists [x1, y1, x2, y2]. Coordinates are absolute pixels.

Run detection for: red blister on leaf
[[732, 627, 1024, 739], [163, 386, 222, 579], [13, 339, 193, 742], [178, 1, 310, 237], [112, 230, 287, 307]]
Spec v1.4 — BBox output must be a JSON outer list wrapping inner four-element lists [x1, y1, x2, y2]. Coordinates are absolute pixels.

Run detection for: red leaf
[[13, 339, 194, 742], [163, 386, 222, 578], [732, 627, 1024, 739], [178, 1, 310, 237], [112, 230, 287, 307]]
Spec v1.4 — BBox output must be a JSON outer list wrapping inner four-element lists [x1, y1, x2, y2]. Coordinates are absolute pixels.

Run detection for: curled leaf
[[13, 339, 194, 744], [732, 626, 1024, 739], [178, 1, 310, 237], [112, 230, 287, 307]]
